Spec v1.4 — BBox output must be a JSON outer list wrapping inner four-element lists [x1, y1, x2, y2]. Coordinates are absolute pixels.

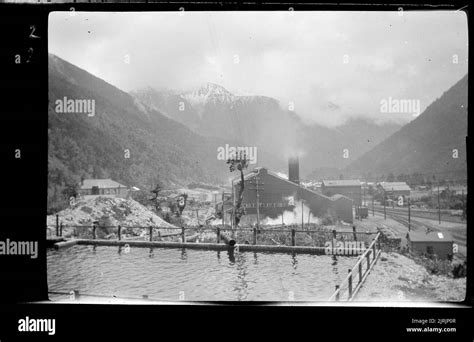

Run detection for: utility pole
[[438, 183, 441, 224], [408, 197, 411, 231], [363, 185, 366, 206], [249, 175, 264, 229], [372, 195, 375, 216], [392, 187, 394, 208], [256, 176, 260, 229], [383, 189, 386, 220], [222, 191, 225, 226], [301, 200, 304, 230], [231, 179, 235, 231], [281, 206, 284, 227]]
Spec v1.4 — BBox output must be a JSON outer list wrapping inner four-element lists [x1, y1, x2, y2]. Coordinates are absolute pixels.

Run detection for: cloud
[[49, 10, 468, 127]]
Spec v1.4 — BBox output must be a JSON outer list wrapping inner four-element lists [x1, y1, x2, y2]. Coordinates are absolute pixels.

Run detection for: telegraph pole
[[249, 175, 264, 229], [383, 189, 386, 220], [363, 185, 366, 206], [438, 183, 441, 224], [301, 200, 304, 230], [222, 191, 225, 226], [408, 197, 411, 231], [256, 177, 260, 229], [231, 178, 235, 230], [392, 187, 394, 208], [372, 195, 375, 216], [281, 206, 284, 227]]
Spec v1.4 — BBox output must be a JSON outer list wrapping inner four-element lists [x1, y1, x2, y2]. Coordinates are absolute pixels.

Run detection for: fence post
[[71, 290, 80, 300], [181, 227, 185, 243], [60, 222, 63, 237], [149, 226, 153, 242], [366, 250, 371, 269], [56, 214, 59, 236], [253, 227, 257, 245], [358, 262, 362, 283], [217, 228, 220, 243], [332, 229, 337, 240], [352, 225, 357, 241], [372, 242, 376, 256], [335, 285, 340, 301], [348, 269, 353, 299], [118, 225, 121, 240], [291, 229, 296, 246], [92, 224, 96, 240]]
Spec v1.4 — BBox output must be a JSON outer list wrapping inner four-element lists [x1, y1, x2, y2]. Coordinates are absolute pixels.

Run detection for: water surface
[[47, 245, 356, 301]]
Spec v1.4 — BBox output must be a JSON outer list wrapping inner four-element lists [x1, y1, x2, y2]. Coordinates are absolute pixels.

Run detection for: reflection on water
[[47, 245, 357, 301]]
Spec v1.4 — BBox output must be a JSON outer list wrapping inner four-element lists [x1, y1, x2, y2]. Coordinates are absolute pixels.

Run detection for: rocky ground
[[354, 252, 466, 302], [47, 196, 176, 238]]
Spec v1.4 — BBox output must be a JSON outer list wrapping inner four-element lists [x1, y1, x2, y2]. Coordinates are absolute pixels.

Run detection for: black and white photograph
[[46, 10, 467, 303]]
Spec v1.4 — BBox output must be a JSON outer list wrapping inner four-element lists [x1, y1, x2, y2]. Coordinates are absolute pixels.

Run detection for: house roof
[[378, 182, 411, 192], [79, 179, 127, 190], [408, 230, 453, 242], [322, 179, 361, 187]]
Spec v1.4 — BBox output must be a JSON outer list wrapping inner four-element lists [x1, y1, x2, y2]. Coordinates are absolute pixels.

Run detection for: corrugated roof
[[408, 230, 453, 242], [379, 182, 411, 192], [235, 167, 347, 203], [322, 179, 361, 187], [330, 194, 353, 202], [79, 179, 127, 189]]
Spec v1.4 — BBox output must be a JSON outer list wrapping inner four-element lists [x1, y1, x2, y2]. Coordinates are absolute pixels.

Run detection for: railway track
[[372, 208, 466, 260], [372, 207, 434, 231], [371, 206, 464, 224]]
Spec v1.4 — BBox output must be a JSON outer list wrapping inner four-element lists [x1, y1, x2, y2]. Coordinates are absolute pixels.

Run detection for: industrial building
[[228, 157, 353, 225], [407, 230, 453, 260], [377, 182, 411, 200], [321, 179, 362, 205]]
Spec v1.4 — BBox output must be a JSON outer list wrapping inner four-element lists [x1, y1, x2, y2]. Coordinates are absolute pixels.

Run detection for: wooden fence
[[328, 231, 382, 301], [47, 219, 377, 248]]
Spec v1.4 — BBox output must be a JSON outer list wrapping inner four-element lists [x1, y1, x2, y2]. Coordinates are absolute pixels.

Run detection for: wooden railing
[[47, 220, 377, 247], [328, 231, 382, 301]]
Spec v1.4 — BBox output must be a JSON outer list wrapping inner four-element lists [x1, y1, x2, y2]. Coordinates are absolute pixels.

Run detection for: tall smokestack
[[288, 156, 299, 184]]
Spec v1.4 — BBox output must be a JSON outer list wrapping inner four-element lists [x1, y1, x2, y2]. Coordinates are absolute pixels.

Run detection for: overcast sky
[[49, 11, 468, 127]]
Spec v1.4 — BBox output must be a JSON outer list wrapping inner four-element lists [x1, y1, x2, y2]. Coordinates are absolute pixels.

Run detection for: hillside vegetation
[[48, 54, 233, 212], [346, 74, 468, 181]]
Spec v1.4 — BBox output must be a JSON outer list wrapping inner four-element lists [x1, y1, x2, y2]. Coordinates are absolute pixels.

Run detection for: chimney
[[288, 156, 299, 184]]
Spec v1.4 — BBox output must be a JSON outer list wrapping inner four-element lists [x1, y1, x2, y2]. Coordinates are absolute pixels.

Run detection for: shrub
[[452, 261, 467, 278]]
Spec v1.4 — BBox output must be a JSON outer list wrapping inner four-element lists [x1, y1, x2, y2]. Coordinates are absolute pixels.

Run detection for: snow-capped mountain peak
[[182, 82, 234, 107]]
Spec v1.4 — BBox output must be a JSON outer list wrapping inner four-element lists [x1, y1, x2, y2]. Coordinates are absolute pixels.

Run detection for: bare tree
[[150, 181, 164, 212], [227, 151, 249, 227]]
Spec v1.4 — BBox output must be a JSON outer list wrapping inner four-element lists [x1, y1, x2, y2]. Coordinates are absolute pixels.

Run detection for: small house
[[407, 230, 453, 260], [78, 179, 129, 198]]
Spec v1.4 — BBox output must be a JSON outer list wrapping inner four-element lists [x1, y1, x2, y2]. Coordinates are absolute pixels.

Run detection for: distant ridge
[[132, 85, 402, 176], [345, 74, 468, 181]]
